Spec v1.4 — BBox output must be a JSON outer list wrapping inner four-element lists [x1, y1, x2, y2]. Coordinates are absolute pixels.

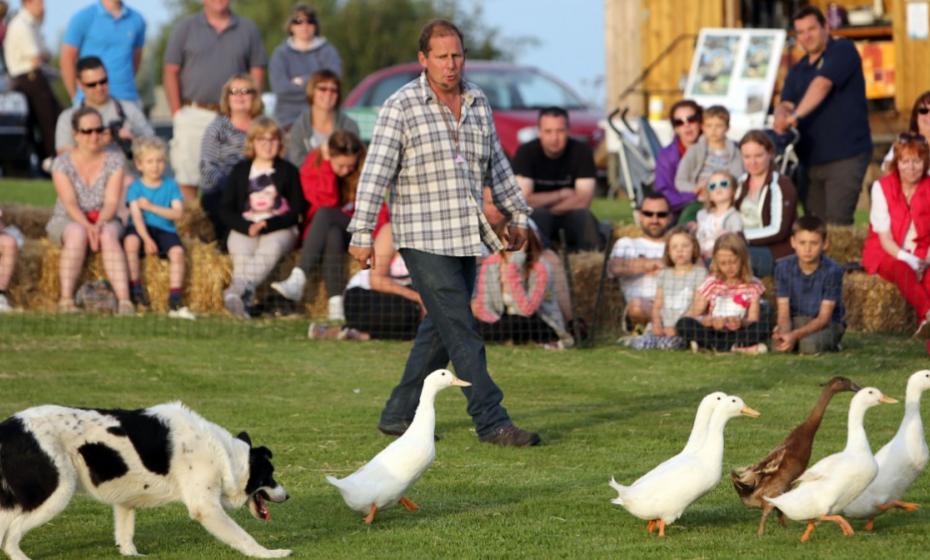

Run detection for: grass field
[[1, 315, 929, 559]]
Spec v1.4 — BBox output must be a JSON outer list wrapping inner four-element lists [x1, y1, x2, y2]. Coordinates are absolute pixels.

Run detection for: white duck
[[844, 370, 930, 530], [763, 387, 898, 542], [326, 369, 470, 524], [610, 394, 759, 537]]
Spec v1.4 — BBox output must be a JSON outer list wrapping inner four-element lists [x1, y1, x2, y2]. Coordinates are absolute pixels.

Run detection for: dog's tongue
[[257, 494, 270, 522]]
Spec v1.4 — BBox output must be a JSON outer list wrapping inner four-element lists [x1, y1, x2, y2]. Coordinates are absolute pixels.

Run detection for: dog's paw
[[255, 549, 291, 558]]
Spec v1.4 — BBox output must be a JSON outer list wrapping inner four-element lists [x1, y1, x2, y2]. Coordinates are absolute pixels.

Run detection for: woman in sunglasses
[[734, 130, 798, 277], [270, 4, 343, 129], [654, 99, 703, 215], [285, 69, 359, 168], [200, 74, 264, 248], [862, 133, 930, 338], [882, 91, 930, 174], [45, 107, 133, 314]]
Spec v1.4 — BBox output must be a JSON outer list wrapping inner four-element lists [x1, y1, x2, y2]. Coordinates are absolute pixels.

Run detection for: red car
[[342, 60, 603, 158]]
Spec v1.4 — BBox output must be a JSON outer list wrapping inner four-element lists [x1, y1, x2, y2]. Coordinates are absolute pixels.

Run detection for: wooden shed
[[605, 0, 928, 122]]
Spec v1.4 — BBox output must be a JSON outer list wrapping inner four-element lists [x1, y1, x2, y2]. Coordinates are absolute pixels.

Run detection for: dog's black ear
[[236, 431, 252, 446], [254, 445, 273, 460]]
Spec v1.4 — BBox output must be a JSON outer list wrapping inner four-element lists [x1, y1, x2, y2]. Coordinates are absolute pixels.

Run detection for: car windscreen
[[464, 68, 587, 111]]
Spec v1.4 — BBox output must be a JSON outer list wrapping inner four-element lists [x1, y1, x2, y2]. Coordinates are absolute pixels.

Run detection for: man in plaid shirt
[[348, 19, 539, 447]]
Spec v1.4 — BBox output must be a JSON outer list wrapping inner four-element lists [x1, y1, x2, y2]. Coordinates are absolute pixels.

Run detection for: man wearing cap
[[162, 0, 266, 201]]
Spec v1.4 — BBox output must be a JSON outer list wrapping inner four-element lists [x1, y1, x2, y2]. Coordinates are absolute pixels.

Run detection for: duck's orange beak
[[741, 406, 761, 418], [879, 395, 898, 404], [451, 376, 471, 387]]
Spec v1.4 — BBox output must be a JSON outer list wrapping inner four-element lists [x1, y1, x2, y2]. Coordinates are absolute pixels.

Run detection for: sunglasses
[[640, 210, 670, 218], [82, 77, 108, 89], [315, 85, 339, 94], [290, 17, 315, 25], [707, 179, 731, 191], [229, 87, 256, 96], [672, 114, 701, 127], [898, 132, 929, 145], [917, 107, 930, 115], [78, 126, 107, 135]]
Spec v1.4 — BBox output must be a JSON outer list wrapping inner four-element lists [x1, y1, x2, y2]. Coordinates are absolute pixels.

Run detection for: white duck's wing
[[615, 454, 712, 521], [791, 451, 843, 487], [330, 438, 436, 512]]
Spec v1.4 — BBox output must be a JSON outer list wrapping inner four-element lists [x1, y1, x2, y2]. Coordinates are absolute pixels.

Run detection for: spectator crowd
[[0, 2, 928, 357]]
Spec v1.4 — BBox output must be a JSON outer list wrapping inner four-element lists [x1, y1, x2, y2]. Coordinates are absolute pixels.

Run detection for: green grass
[[0, 178, 56, 208], [1, 315, 929, 558]]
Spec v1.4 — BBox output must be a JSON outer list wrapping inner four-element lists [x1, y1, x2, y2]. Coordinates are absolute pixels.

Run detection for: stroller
[[768, 126, 801, 185], [606, 107, 660, 215]]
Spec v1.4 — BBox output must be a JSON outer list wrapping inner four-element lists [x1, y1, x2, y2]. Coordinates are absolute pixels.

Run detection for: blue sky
[[39, 0, 605, 107]]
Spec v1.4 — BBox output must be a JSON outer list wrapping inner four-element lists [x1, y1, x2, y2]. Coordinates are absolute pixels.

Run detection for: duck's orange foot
[[821, 514, 854, 537], [800, 520, 816, 542], [885, 500, 920, 513], [363, 504, 378, 525], [646, 519, 657, 533], [657, 519, 667, 538], [864, 519, 875, 532], [399, 496, 419, 512]]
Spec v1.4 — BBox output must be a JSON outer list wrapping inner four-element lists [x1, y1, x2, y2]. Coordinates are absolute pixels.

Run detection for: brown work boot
[[479, 424, 540, 447]]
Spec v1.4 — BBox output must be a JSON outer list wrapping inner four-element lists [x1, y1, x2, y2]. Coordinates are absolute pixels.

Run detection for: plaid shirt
[[348, 72, 529, 256]]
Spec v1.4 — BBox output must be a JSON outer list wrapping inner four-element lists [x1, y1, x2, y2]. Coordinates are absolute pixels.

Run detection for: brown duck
[[730, 376, 861, 535]]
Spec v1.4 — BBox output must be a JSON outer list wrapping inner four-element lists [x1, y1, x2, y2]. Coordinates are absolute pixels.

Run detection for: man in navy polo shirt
[[60, 1, 146, 105], [778, 5, 872, 226]]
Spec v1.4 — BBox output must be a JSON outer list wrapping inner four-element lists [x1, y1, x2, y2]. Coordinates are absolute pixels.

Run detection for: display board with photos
[[684, 28, 786, 128]]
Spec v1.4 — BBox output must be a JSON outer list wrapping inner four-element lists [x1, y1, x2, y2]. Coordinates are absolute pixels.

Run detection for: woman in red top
[[271, 131, 366, 320], [861, 133, 930, 337]]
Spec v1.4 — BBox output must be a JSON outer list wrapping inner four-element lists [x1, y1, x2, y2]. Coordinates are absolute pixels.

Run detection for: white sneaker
[[328, 294, 345, 322], [169, 306, 196, 320], [0, 294, 11, 313], [271, 268, 306, 302]]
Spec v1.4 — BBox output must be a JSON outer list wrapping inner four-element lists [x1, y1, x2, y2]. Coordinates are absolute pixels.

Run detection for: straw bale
[[7, 239, 46, 309], [612, 224, 642, 240], [825, 225, 866, 264], [31, 239, 112, 312], [185, 240, 231, 314], [842, 272, 914, 333], [175, 201, 216, 243], [1, 203, 52, 239], [567, 251, 625, 332]]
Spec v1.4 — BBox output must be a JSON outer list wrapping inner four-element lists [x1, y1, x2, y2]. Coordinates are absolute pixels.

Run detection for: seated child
[[676, 232, 769, 353], [0, 209, 23, 313], [772, 216, 845, 354], [674, 105, 744, 224], [473, 228, 574, 349], [122, 137, 194, 320], [694, 171, 743, 261], [621, 226, 706, 349]]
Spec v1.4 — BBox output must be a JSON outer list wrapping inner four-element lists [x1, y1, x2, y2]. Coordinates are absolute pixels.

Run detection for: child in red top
[[676, 232, 769, 353], [271, 131, 366, 320]]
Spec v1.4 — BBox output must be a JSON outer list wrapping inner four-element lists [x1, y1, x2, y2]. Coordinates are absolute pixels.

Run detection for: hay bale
[[1, 204, 52, 239], [175, 201, 216, 243], [612, 224, 642, 240], [186, 240, 231, 313], [32, 239, 112, 312], [7, 239, 46, 309], [843, 272, 914, 333], [826, 225, 866, 264], [567, 251, 625, 333]]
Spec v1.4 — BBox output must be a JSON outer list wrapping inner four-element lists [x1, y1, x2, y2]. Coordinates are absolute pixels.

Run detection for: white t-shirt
[[610, 236, 666, 300], [869, 180, 917, 251]]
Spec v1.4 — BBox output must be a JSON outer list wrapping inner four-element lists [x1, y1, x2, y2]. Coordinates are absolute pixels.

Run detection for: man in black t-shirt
[[513, 106, 600, 252]]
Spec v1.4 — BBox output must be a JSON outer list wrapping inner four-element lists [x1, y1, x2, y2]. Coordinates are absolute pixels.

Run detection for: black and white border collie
[[0, 402, 290, 559]]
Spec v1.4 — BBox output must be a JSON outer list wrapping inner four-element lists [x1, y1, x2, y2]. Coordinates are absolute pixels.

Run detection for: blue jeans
[[379, 249, 511, 437], [749, 245, 774, 278]]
